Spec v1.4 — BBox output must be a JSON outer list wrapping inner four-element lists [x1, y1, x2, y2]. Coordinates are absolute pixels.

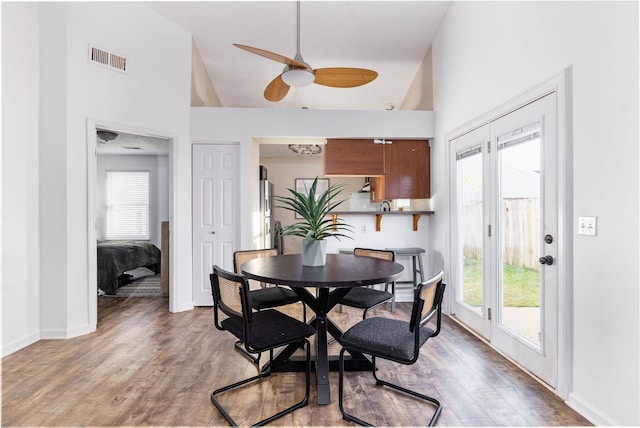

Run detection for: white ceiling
[[149, 1, 451, 110], [99, 1, 450, 156], [96, 130, 171, 155], [256, 136, 327, 158]]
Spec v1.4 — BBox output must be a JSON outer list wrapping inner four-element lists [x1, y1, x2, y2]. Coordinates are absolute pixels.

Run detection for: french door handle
[[539, 255, 554, 265]]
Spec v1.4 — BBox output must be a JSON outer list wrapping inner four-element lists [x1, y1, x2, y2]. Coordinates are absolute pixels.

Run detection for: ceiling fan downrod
[[295, 0, 302, 59], [282, 0, 314, 87]]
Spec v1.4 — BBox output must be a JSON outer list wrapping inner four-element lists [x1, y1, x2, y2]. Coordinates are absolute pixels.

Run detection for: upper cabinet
[[381, 139, 431, 200], [324, 139, 430, 201], [324, 139, 384, 176]]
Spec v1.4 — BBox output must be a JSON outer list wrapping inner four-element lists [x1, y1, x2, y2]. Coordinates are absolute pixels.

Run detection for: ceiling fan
[[233, 1, 378, 102]]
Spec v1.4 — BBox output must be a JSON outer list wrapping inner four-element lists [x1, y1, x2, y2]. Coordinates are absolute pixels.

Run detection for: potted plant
[[275, 176, 353, 266]]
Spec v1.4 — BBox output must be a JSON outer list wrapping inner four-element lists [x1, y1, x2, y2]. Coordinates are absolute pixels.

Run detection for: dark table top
[[241, 253, 404, 288]]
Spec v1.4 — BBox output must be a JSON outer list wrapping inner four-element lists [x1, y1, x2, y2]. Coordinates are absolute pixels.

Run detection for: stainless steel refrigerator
[[259, 175, 274, 250]]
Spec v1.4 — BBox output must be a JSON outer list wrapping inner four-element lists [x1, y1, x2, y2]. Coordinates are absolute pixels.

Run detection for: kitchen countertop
[[330, 210, 434, 215], [329, 210, 434, 231]]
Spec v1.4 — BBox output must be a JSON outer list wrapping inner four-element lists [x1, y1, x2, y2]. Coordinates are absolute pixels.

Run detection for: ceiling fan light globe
[[282, 68, 315, 87]]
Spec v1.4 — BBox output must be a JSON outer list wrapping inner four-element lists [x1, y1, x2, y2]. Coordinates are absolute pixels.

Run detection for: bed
[[97, 240, 161, 295]]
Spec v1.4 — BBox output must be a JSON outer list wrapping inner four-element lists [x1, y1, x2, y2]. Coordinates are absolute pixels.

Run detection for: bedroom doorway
[[88, 124, 173, 327]]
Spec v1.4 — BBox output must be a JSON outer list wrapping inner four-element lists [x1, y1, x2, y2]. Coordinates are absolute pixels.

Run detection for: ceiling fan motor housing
[[282, 61, 315, 87]]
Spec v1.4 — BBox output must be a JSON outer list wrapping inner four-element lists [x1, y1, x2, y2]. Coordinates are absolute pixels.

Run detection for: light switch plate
[[578, 216, 597, 236]]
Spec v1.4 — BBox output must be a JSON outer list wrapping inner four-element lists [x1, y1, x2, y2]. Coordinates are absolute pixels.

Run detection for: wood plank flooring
[[2, 295, 591, 426]]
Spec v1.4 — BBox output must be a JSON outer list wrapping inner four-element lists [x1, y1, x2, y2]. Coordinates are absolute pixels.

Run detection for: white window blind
[[107, 171, 149, 240]]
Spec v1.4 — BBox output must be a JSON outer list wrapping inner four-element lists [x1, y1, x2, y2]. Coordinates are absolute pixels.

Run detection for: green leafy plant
[[275, 177, 354, 241]]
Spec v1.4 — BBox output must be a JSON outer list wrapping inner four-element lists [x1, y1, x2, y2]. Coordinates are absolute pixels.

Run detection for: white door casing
[[192, 144, 240, 306]]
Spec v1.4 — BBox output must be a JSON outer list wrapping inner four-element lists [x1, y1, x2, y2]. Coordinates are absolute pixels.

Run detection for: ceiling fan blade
[[313, 68, 378, 88], [233, 43, 306, 68], [264, 74, 291, 102]]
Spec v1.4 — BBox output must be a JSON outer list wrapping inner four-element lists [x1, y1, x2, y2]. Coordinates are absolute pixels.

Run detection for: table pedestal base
[[266, 314, 372, 405]]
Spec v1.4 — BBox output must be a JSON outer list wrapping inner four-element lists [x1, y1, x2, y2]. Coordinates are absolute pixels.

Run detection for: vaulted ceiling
[[149, 1, 450, 110], [99, 2, 450, 156]]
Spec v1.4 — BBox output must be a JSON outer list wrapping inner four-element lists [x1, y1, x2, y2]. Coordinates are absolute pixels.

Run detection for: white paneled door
[[449, 93, 558, 387], [192, 144, 240, 306]]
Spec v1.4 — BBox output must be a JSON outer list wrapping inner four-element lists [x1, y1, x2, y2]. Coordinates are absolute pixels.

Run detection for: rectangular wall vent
[[89, 44, 127, 73]]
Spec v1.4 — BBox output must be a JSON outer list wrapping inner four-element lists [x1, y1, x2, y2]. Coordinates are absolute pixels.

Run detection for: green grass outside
[[462, 257, 540, 307]]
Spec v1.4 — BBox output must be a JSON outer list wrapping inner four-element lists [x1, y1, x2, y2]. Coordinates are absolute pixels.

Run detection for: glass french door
[[450, 125, 491, 338], [450, 93, 558, 387]]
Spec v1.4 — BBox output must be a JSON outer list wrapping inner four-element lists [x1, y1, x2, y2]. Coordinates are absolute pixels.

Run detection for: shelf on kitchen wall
[[330, 211, 434, 232]]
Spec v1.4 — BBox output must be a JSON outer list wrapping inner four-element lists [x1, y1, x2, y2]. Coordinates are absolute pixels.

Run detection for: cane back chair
[[338, 270, 446, 426], [232, 249, 306, 364], [210, 265, 315, 426], [336, 248, 395, 319]]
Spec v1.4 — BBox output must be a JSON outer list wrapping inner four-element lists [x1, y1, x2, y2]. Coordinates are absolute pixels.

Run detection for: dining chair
[[232, 249, 306, 364], [210, 266, 315, 426], [338, 270, 446, 427], [336, 248, 395, 319]]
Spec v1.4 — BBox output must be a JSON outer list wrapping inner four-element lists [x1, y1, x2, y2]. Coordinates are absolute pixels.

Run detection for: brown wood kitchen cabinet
[[372, 139, 430, 201], [325, 138, 430, 201], [324, 139, 384, 176]]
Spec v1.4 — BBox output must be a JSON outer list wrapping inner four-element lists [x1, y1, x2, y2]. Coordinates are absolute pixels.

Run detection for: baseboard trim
[[566, 393, 617, 426], [40, 323, 93, 340], [172, 302, 195, 312], [2, 332, 41, 357]]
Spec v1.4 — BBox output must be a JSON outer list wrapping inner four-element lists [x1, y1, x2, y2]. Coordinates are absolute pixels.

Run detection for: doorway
[[449, 92, 560, 388], [87, 122, 173, 329]]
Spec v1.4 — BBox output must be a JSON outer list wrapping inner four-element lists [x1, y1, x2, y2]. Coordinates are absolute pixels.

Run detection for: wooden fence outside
[[463, 198, 540, 270]]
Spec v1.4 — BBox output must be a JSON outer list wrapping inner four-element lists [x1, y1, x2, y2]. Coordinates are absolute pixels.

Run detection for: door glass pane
[[456, 146, 483, 314], [497, 124, 541, 347]]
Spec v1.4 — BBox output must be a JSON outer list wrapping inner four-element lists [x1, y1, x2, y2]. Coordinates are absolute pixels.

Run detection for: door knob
[[211, 231, 216, 234], [539, 255, 554, 265]]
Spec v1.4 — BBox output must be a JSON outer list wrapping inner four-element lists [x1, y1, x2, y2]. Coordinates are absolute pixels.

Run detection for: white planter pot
[[302, 239, 327, 266]]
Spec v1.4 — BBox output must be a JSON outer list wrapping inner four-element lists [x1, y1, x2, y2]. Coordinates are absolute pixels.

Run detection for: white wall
[[431, 2, 639, 425], [96, 155, 170, 248], [2, 3, 42, 355], [191, 108, 435, 253], [2, 2, 193, 355], [62, 3, 192, 319], [191, 40, 221, 107]]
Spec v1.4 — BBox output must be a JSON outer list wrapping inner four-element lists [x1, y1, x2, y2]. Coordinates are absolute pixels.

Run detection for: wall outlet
[[578, 216, 597, 236], [361, 224, 367, 233]]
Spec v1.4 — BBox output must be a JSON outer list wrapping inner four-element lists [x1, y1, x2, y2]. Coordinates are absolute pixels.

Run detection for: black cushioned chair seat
[[250, 286, 300, 310], [338, 287, 393, 310], [221, 309, 316, 352], [340, 317, 434, 362]]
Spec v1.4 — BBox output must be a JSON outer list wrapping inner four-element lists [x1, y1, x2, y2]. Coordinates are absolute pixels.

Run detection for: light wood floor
[[2, 295, 591, 426]]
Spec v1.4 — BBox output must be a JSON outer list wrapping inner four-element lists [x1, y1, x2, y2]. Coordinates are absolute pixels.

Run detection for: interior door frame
[[444, 68, 573, 399], [86, 118, 177, 330]]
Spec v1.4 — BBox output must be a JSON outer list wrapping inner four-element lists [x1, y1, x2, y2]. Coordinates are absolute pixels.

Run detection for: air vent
[[89, 44, 127, 73]]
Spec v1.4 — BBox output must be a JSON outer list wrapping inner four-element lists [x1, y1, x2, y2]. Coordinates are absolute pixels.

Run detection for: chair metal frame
[[210, 265, 314, 426], [338, 271, 446, 427]]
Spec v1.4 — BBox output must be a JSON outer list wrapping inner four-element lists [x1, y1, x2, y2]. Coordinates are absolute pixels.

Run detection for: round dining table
[[241, 253, 404, 405]]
